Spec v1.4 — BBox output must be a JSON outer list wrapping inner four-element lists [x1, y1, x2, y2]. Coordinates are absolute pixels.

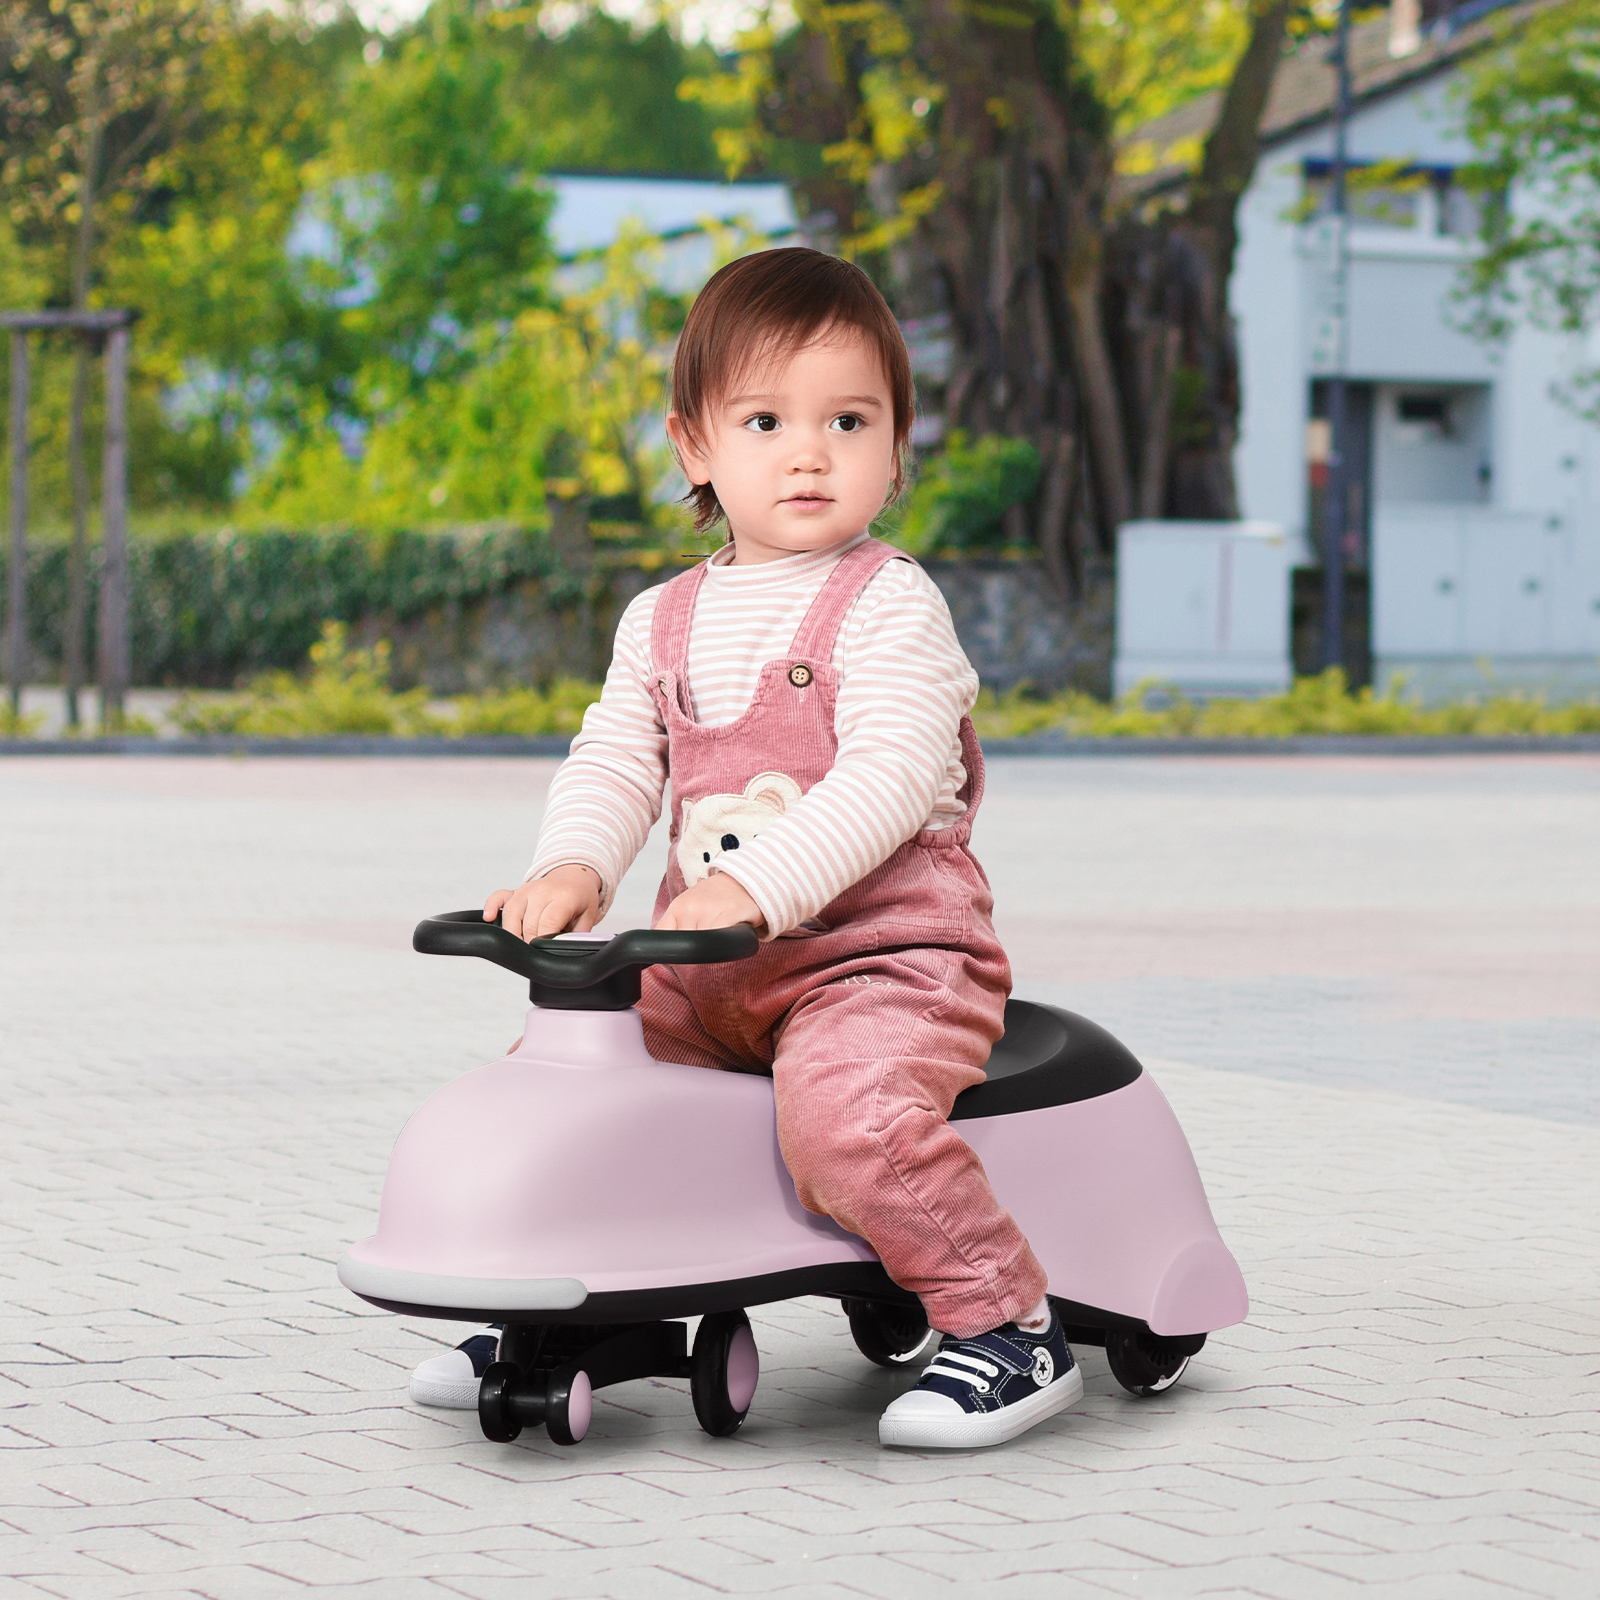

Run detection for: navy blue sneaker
[[879, 1310, 1082, 1448], [409, 1330, 500, 1409]]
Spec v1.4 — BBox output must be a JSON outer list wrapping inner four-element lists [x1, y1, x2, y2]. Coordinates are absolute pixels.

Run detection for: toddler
[[411, 247, 1079, 1448]]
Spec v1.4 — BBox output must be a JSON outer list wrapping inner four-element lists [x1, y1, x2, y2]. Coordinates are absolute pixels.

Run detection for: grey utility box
[[1114, 519, 1293, 700]]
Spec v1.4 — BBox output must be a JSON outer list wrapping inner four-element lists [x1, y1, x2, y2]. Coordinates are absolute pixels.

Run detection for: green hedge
[[0, 525, 576, 687]]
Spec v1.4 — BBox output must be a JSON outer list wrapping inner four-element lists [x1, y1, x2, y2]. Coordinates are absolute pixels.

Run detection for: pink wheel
[[546, 1366, 592, 1445]]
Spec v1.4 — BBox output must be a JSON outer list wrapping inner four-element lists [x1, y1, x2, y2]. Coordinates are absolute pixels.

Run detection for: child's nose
[[786, 429, 830, 470]]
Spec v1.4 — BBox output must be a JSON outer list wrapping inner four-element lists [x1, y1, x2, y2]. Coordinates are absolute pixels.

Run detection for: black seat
[[735, 1000, 1140, 1116], [950, 1001, 1143, 1121]]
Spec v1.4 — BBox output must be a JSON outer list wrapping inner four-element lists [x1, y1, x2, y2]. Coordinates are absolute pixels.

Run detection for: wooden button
[[789, 664, 813, 688]]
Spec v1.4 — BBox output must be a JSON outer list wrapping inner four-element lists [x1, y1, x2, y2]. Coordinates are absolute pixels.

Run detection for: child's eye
[[743, 413, 781, 434], [831, 413, 865, 433]]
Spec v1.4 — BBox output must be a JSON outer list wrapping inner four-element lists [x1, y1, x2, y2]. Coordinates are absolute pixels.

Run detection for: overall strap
[[648, 558, 715, 676], [787, 538, 911, 664], [952, 715, 986, 824]]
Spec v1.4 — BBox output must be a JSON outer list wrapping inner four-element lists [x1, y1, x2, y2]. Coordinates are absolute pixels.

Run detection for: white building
[[570, 7, 1600, 705], [545, 173, 797, 293], [1217, 0, 1600, 699], [1133, 0, 1599, 699]]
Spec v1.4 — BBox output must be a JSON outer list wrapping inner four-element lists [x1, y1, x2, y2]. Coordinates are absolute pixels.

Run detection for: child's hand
[[485, 865, 603, 942], [655, 873, 767, 936]]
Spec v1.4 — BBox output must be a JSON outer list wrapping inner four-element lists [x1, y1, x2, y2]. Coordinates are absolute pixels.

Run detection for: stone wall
[[926, 556, 1113, 696]]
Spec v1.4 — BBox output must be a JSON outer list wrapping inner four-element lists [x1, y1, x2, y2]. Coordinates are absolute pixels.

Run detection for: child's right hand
[[485, 864, 603, 942]]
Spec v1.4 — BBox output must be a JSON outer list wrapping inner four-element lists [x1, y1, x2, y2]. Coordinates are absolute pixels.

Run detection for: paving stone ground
[[2, 753, 1597, 1598]]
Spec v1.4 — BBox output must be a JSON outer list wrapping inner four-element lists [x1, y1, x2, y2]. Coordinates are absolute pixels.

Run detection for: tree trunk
[[1112, 0, 1295, 522], [1035, 426, 1082, 599], [1067, 240, 1132, 537], [65, 69, 103, 729], [752, 0, 1290, 565], [1137, 323, 1182, 517], [903, 0, 1130, 580], [1188, 0, 1297, 290], [762, 26, 860, 251]]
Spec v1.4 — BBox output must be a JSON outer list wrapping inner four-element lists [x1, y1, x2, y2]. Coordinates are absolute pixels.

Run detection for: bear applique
[[676, 771, 804, 887]]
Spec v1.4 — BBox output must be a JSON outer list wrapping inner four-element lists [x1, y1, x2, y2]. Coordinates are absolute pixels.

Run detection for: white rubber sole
[[879, 1365, 1084, 1449], [408, 1372, 481, 1410]]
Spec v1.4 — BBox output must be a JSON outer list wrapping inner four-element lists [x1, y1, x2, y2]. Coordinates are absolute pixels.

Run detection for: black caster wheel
[[478, 1361, 523, 1442], [1105, 1329, 1203, 1396], [843, 1298, 934, 1367], [544, 1364, 593, 1446], [691, 1309, 758, 1437]]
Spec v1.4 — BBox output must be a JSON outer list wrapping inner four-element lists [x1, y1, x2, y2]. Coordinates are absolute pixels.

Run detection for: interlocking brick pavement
[[2, 754, 1597, 1597]]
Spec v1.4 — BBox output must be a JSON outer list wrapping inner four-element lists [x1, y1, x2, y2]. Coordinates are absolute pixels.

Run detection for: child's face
[[667, 330, 898, 565]]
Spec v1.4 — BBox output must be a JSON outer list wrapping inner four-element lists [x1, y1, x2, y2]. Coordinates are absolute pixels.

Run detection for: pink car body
[[339, 1002, 1248, 1340]]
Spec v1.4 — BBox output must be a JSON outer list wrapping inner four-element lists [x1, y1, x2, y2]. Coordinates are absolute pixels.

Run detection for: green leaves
[[1457, 0, 1600, 413], [0, 521, 565, 684], [3, 0, 728, 526], [170, 620, 604, 735], [238, 223, 688, 529], [969, 669, 1600, 739], [325, 7, 552, 382], [893, 431, 1042, 554]]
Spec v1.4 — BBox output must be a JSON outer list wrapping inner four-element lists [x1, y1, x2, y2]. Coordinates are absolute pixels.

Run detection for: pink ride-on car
[[338, 913, 1249, 1446]]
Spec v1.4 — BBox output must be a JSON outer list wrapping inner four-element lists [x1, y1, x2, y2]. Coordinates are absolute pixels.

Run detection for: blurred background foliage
[[0, 521, 566, 683], [171, 626, 1600, 740], [0, 0, 1332, 547], [3, 0, 1581, 722], [0, 0, 735, 535], [893, 434, 1044, 556]]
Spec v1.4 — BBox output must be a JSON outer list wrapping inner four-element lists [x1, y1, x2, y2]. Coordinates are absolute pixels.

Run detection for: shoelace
[[921, 1347, 1002, 1391]]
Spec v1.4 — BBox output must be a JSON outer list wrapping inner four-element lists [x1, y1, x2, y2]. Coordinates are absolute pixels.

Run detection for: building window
[[1301, 161, 1483, 238], [1396, 393, 1452, 435]]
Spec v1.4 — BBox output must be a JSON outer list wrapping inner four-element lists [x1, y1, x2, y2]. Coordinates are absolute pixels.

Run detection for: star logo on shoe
[[1031, 1347, 1054, 1386]]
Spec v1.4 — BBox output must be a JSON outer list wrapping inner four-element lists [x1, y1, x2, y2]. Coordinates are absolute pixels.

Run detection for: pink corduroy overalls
[[638, 537, 1048, 1337]]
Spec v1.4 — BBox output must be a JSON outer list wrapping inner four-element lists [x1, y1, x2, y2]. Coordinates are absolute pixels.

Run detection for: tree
[[1458, 0, 1600, 416], [119, 0, 556, 507], [486, 5, 726, 176], [686, 0, 1303, 595], [239, 223, 696, 531], [321, 4, 552, 393], [1, 0, 220, 720], [109, 4, 363, 496], [1108, 0, 1297, 529]]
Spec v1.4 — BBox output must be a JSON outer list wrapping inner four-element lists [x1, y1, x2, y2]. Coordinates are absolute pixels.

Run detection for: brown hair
[[670, 248, 915, 532]]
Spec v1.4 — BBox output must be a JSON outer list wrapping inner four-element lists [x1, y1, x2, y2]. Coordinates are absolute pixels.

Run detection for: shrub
[[967, 669, 1600, 740], [895, 433, 1042, 555], [173, 623, 442, 736], [1, 523, 571, 688], [451, 679, 599, 736], [171, 621, 603, 737]]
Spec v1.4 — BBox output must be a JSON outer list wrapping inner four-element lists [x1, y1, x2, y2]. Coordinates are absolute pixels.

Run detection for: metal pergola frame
[[4, 308, 136, 722]]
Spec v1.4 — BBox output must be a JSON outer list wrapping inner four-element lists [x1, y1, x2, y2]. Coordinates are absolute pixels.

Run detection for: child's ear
[[666, 411, 712, 486], [747, 772, 804, 812]]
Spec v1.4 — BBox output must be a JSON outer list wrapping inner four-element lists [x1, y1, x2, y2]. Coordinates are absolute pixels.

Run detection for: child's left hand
[[655, 872, 767, 936]]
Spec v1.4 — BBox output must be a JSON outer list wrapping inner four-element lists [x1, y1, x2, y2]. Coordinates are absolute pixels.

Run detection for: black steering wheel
[[413, 911, 760, 1010]]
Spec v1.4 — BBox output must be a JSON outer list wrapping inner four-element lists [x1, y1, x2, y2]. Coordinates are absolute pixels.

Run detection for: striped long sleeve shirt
[[526, 533, 979, 936]]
